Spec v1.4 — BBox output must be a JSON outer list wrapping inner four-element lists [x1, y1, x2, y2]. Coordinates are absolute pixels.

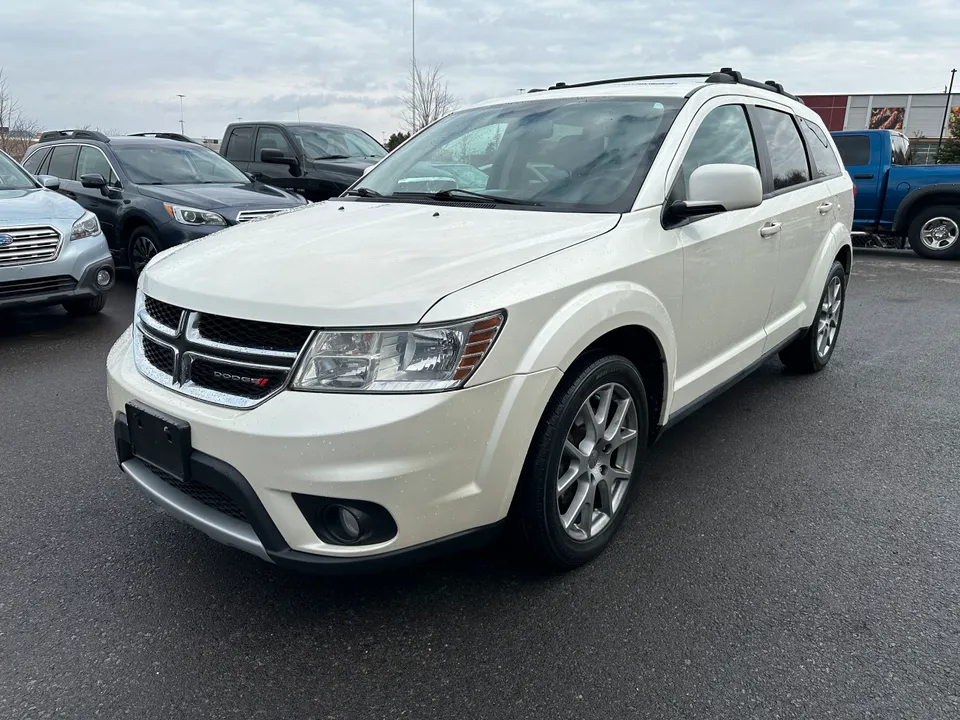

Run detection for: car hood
[[0, 187, 84, 223], [137, 182, 303, 212], [142, 201, 620, 326], [306, 156, 380, 178]]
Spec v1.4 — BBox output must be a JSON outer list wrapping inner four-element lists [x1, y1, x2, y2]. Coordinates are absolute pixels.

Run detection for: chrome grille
[[0, 225, 62, 267], [134, 294, 313, 409], [235, 209, 286, 223]]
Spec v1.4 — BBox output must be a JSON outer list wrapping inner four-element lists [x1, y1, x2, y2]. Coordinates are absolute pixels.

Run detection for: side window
[[47, 145, 80, 180], [224, 126, 253, 162], [890, 135, 910, 166], [76, 146, 117, 184], [254, 127, 293, 159], [799, 118, 842, 178], [22, 147, 51, 174], [832, 135, 871, 167], [753, 107, 810, 191], [674, 104, 758, 201]]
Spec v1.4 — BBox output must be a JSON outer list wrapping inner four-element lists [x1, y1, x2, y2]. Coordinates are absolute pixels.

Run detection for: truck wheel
[[907, 206, 960, 260], [516, 354, 648, 570]]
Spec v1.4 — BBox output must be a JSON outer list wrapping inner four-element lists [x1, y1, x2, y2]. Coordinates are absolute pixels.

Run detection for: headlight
[[70, 211, 101, 240], [291, 312, 505, 393], [163, 203, 226, 226]]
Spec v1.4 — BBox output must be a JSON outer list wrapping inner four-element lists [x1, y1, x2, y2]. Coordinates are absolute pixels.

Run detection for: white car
[[106, 68, 853, 573]]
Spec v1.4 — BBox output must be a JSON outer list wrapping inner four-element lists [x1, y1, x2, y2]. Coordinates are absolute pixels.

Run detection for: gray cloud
[[0, 0, 954, 141]]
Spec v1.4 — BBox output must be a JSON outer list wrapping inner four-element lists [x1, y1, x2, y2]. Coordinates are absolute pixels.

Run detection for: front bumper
[[0, 233, 115, 310], [106, 329, 560, 572]]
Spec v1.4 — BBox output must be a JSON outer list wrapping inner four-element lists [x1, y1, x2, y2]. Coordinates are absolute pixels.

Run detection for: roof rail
[[704, 68, 804, 104], [128, 132, 197, 143], [37, 129, 110, 144], [541, 73, 711, 92]]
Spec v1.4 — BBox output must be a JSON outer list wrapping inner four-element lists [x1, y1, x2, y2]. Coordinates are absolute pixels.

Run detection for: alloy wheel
[[557, 382, 639, 542], [816, 275, 842, 358], [131, 236, 158, 274], [920, 216, 959, 251]]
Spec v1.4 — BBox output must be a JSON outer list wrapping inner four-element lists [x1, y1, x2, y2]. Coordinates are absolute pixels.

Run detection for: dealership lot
[[1, 252, 958, 718]]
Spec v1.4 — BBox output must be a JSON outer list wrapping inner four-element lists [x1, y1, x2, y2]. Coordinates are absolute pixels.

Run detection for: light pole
[[177, 94, 186, 135], [937, 69, 957, 160]]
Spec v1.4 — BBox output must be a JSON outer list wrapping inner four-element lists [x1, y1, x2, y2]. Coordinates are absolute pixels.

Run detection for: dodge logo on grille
[[213, 370, 270, 387]]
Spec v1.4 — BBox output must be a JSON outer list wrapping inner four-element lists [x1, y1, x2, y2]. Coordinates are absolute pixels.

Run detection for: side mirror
[[260, 148, 297, 166], [362, 165, 375, 176], [80, 173, 107, 189], [669, 164, 763, 219], [36, 174, 60, 190]]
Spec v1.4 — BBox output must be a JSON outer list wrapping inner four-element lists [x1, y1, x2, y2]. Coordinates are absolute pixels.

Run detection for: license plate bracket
[[126, 401, 192, 481]]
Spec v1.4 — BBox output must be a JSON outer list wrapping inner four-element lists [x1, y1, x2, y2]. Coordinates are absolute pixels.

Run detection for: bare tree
[[401, 63, 459, 134], [0, 68, 41, 159]]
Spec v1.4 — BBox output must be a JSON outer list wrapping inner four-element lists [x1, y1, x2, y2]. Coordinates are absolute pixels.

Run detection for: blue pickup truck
[[832, 129, 960, 259]]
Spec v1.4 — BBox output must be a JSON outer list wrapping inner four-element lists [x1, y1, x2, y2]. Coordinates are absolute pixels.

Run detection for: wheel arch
[[892, 184, 960, 235], [119, 211, 159, 243]]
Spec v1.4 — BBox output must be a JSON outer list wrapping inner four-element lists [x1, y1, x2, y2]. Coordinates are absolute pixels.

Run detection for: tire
[[128, 226, 161, 276], [779, 260, 846, 373], [63, 293, 106, 317], [907, 205, 960, 260], [516, 354, 649, 570]]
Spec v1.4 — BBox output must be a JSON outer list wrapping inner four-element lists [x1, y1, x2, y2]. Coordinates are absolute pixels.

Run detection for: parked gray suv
[[0, 148, 115, 315]]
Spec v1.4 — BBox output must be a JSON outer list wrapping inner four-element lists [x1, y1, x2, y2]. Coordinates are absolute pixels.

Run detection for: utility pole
[[177, 94, 186, 135], [937, 69, 956, 160], [411, 0, 417, 132]]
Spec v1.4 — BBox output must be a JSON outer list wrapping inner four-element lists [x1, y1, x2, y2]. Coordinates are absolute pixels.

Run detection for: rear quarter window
[[799, 118, 842, 178], [22, 147, 51, 174], [833, 135, 871, 167]]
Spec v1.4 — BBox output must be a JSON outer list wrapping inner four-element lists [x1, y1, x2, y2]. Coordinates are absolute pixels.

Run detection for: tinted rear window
[[22, 147, 51, 174], [834, 135, 871, 166]]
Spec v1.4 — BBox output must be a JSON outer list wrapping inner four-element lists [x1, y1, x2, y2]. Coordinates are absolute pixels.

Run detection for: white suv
[[106, 69, 853, 573]]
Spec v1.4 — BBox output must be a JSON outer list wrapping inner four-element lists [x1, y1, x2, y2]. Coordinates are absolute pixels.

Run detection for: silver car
[[0, 148, 115, 315]]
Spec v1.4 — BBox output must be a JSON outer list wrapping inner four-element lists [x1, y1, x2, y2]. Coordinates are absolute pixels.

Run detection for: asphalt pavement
[[1, 253, 958, 719]]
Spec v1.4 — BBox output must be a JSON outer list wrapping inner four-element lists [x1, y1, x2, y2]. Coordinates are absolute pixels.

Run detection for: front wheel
[[63, 294, 106, 317], [516, 354, 648, 570], [779, 260, 846, 373], [907, 205, 960, 260], [128, 226, 161, 276]]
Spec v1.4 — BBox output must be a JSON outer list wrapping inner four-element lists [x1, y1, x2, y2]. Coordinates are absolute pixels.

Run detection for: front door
[[71, 145, 123, 247], [248, 126, 300, 189], [668, 101, 781, 411]]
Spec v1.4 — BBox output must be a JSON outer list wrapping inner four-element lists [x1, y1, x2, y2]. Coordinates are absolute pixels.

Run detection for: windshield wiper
[[345, 187, 383, 198], [430, 188, 541, 206], [315, 154, 351, 160]]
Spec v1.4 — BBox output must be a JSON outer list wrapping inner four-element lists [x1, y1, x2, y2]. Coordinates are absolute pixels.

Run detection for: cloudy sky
[[1, 0, 957, 142]]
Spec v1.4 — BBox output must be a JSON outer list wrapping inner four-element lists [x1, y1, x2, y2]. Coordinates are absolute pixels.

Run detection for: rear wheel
[[128, 226, 160, 276], [516, 354, 648, 570], [907, 205, 960, 260], [779, 260, 846, 373], [63, 293, 106, 316]]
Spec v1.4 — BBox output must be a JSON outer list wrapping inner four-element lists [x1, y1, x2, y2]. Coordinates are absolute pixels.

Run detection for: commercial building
[[800, 93, 958, 164]]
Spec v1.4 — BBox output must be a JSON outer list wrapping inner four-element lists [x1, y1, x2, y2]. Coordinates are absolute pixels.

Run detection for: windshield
[[291, 126, 386, 160], [113, 143, 251, 185], [0, 150, 38, 191], [352, 96, 683, 212]]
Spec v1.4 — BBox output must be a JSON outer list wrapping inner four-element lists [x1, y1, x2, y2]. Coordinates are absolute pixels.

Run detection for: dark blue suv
[[21, 130, 307, 274]]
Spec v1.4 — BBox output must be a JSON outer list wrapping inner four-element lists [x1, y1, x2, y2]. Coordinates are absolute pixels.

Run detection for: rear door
[[222, 125, 255, 173], [750, 105, 834, 351], [45, 144, 81, 200], [833, 133, 879, 226]]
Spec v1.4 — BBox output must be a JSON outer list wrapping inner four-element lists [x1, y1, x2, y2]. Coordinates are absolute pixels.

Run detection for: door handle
[[759, 222, 782, 238], [818, 202, 834, 215], [854, 173, 874, 179]]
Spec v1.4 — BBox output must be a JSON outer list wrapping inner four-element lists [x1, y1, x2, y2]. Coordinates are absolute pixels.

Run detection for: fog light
[[321, 504, 364, 544], [96, 268, 112, 287]]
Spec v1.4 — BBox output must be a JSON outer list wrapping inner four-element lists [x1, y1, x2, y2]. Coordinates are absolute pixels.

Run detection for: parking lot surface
[[2, 253, 958, 719]]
